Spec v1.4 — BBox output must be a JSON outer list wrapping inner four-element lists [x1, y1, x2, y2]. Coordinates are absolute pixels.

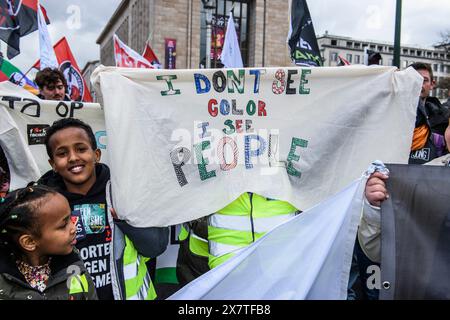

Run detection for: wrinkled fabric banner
[[381, 164, 450, 300], [92, 65, 421, 227], [0, 82, 107, 180], [93, 66, 422, 227], [169, 178, 364, 300]]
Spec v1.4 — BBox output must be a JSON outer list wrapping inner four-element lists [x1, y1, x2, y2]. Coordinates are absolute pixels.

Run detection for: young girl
[[0, 184, 97, 300]]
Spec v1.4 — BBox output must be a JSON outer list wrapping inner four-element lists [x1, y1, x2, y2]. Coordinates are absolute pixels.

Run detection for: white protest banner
[[169, 177, 364, 300], [0, 82, 107, 180], [92, 65, 422, 227]]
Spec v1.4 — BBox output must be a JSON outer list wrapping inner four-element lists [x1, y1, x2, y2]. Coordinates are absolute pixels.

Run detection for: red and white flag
[[142, 42, 161, 69], [32, 37, 93, 102], [114, 34, 159, 69]]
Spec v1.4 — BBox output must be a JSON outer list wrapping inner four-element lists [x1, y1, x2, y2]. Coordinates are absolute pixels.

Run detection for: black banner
[[287, 0, 323, 67], [381, 164, 450, 300]]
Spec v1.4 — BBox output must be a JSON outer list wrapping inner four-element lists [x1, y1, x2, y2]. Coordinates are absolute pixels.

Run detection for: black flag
[[0, 0, 49, 59], [287, 0, 323, 67], [380, 164, 450, 300]]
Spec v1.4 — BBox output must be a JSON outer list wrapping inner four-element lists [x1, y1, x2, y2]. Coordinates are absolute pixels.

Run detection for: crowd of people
[[0, 63, 449, 300]]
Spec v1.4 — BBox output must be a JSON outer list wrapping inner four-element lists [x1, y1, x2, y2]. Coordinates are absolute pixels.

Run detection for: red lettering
[[258, 100, 267, 117], [208, 99, 218, 117], [235, 119, 243, 133]]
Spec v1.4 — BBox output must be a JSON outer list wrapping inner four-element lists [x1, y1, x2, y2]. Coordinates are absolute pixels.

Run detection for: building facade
[[317, 32, 450, 99], [96, 0, 292, 70], [81, 60, 100, 102]]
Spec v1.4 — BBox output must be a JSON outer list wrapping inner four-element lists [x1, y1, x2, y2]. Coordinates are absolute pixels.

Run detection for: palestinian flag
[[33, 37, 92, 102], [0, 0, 49, 59], [0, 55, 38, 94]]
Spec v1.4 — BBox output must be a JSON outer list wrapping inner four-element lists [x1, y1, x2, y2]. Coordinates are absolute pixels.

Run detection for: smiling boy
[[39, 118, 168, 300]]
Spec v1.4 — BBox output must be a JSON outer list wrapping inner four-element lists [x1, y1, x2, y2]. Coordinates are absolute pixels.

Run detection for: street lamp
[[202, 0, 216, 69]]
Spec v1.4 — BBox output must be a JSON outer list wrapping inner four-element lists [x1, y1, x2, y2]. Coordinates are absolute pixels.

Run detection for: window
[[200, 0, 250, 68], [377, 45, 383, 52], [330, 52, 338, 62], [433, 64, 438, 72], [354, 42, 361, 48], [354, 55, 360, 64], [403, 48, 408, 54], [346, 54, 352, 63], [402, 60, 408, 68], [346, 41, 353, 48], [331, 39, 337, 46]]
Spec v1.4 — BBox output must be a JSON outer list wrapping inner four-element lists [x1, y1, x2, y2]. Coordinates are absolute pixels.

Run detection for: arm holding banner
[[114, 219, 169, 258], [108, 192, 169, 259], [358, 172, 389, 263]]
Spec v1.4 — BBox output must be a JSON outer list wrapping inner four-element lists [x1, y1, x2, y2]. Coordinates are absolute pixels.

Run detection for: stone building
[[317, 32, 450, 99], [96, 0, 292, 69]]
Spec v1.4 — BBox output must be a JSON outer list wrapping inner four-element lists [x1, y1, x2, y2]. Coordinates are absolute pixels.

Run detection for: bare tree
[[437, 30, 450, 52]]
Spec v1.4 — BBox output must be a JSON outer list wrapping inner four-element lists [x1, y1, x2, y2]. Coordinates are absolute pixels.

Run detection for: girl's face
[[34, 193, 77, 256]]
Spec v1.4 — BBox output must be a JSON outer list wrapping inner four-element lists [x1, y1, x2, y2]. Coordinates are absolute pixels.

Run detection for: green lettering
[[287, 137, 308, 178], [157, 75, 181, 96], [227, 69, 245, 94], [299, 69, 311, 95], [194, 141, 216, 181]]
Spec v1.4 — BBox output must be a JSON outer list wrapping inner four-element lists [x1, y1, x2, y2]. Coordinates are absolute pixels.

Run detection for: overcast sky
[[4, 0, 450, 73]]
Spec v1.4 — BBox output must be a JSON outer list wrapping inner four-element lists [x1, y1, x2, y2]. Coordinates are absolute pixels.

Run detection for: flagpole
[[16, 65, 36, 86], [393, 0, 402, 68]]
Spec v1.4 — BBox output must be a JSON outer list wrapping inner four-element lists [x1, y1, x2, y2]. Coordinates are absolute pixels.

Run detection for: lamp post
[[202, 0, 216, 69]]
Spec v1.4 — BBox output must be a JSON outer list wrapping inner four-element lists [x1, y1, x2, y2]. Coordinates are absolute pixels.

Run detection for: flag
[[220, 12, 243, 68], [37, 0, 57, 70], [169, 179, 364, 300], [337, 55, 351, 66], [0, 55, 38, 94], [142, 42, 161, 69], [364, 48, 382, 66], [287, 0, 323, 67], [0, 0, 49, 59], [380, 164, 450, 300], [33, 37, 92, 102], [113, 34, 155, 69]]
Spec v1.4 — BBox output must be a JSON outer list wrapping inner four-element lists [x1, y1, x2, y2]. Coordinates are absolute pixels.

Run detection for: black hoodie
[[39, 163, 114, 300]]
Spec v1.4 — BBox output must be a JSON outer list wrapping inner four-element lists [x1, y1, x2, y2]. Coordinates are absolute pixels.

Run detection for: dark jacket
[[38, 163, 169, 300], [415, 97, 449, 134], [409, 97, 449, 164], [0, 249, 97, 300]]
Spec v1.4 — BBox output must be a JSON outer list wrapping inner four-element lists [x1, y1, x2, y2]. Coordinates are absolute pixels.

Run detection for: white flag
[[37, 1, 58, 70], [220, 12, 243, 68], [168, 178, 364, 300]]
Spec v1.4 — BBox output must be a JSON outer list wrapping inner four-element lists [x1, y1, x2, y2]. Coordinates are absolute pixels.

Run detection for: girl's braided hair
[[0, 183, 57, 256]]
